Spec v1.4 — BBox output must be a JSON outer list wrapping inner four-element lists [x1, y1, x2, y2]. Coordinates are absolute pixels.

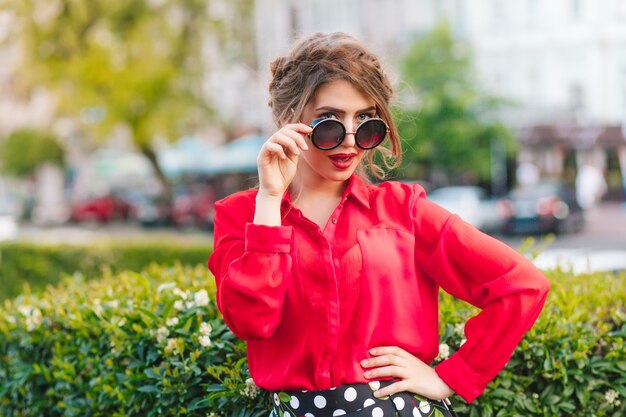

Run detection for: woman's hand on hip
[[257, 123, 311, 198], [361, 346, 454, 400]]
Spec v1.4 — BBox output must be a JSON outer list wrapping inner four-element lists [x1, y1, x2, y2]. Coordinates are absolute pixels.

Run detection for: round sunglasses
[[307, 117, 389, 150]]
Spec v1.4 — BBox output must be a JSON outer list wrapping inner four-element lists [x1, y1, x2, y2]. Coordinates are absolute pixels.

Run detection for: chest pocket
[[357, 227, 418, 298]]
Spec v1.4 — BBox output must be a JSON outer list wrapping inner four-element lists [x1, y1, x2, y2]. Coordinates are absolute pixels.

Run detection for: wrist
[[254, 190, 283, 226], [256, 189, 285, 201], [429, 368, 454, 400]]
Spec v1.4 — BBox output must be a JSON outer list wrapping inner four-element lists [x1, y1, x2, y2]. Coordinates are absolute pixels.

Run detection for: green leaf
[[137, 385, 159, 393], [278, 392, 291, 402]]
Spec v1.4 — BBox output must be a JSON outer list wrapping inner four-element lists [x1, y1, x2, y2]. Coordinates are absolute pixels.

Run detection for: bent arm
[[413, 194, 549, 403], [208, 197, 294, 340]]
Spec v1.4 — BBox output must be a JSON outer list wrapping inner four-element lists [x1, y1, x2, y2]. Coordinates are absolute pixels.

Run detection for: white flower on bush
[[460, 338, 467, 347], [117, 317, 126, 327], [197, 321, 212, 347], [198, 335, 212, 347], [156, 326, 170, 343], [454, 323, 465, 336], [194, 289, 209, 307], [240, 377, 260, 399], [5, 314, 16, 325], [199, 322, 212, 335], [18, 305, 43, 331], [105, 300, 119, 309], [164, 338, 181, 356], [92, 299, 103, 315], [436, 343, 450, 361], [173, 288, 189, 300], [157, 282, 176, 293], [166, 317, 179, 327], [605, 389, 620, 407], [185, 300, 195, 310], [174, 300, 185, 311]]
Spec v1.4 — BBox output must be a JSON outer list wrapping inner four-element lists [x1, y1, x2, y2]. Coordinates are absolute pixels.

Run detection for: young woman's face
[[298, 79, 377, 186]]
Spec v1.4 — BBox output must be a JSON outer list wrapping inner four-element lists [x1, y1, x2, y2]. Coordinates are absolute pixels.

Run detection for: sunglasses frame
[[307, 117, 389, 150]]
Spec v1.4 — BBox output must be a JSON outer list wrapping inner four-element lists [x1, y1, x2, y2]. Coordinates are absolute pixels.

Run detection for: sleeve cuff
[[244, 223, 293, 253], [435, 352, 488, 403]]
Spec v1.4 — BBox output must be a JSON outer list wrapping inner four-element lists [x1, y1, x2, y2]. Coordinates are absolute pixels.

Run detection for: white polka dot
[[305, 414, 315, 417], [273, 393, 280, 406], [371, 407, 384, 417], [412, 407, 420, 417], [363, 398, 376, 407], [393, 397, 405, 410], [314, 395, 327, 409], [333, 410, 346, 416], [284, 412, 291, 417], [419, 401, 430, 413], [344, 387, 357, 402], [289, 395, 300, 409], [368, 381, 380, 391]]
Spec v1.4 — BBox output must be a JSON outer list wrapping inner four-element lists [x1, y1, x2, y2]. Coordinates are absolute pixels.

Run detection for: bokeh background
[[1, 0, 626, 271]]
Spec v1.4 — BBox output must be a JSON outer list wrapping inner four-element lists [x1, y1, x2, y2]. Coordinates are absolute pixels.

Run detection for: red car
[[171, 186, 215, 228], [70, 193, 134, 223]]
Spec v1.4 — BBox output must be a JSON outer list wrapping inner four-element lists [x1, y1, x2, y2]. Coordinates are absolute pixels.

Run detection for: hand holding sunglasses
[[308, 117, 389, 150]]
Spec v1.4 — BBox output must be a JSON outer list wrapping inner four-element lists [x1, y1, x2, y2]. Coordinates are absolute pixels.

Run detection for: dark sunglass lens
[[356, 119, 387, 149], [312, 120, 345, 150]]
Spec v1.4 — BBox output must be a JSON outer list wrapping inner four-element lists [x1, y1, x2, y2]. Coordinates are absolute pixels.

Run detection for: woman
[[208, 32, 549, 417]]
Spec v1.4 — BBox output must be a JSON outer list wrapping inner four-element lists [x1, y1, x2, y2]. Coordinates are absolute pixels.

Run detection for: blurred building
[[0, 10, 55, 136], [253, 0, 626, 195]]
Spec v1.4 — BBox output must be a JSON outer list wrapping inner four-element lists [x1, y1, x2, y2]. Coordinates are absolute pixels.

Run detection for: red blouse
[[208, 175, 549, 403]]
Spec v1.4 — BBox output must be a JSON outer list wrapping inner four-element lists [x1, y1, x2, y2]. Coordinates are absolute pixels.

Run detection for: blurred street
[[9, 202, 626, 273]]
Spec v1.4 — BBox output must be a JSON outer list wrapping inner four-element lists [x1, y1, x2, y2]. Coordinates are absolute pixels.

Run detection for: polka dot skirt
[[269, 380, 458, 417]]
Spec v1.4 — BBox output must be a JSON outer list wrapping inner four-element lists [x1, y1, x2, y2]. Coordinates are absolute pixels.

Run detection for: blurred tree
[[0, 129, 64, 177], [3, 0, 255, 196], [393, 23, 515, 188]]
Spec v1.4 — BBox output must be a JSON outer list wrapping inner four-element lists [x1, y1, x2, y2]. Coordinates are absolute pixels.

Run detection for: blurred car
[[171, 185, 215, 228], [499, 181, 585, 235], [427, 185, 504, 233], [70, 192, 134, 223], [136, 185, 215, 229], [135, 194, 174, 227]]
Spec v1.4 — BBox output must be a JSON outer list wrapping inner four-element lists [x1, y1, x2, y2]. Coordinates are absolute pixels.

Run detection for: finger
[[270, 133, 302, 156], [281, 127, 310, 151], [372, 380, 409, 399], [263, 142, 287, 160], [369, 346, 413, 359], [363, 365, 408, 380], [283, 122, 313, 134], [361, 354, 402, 369]]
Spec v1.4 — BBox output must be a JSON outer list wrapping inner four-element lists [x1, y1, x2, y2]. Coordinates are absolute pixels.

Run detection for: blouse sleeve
[[411, 187, 550, 403], [208, 196, 294, 340]]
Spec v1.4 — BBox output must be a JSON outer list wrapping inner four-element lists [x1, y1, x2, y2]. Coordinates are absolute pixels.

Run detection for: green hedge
[[0, 265, 624, 416], [0, 242, 212, 301]]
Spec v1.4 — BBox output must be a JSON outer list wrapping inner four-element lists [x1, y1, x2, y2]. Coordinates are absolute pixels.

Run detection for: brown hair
[[268, 32, 401, 180]]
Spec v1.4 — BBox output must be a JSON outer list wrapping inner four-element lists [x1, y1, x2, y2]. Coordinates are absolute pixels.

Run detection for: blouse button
[[332, 218, 337, 224]]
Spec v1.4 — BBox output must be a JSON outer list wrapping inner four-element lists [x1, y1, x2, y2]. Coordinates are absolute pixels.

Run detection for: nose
[[343, 122, 357, 147]]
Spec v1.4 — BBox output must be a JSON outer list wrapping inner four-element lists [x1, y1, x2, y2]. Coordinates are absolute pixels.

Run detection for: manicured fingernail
[[373, 391, 380, 398], [369, 348, 377, 354], [364, 371, 372, 378]]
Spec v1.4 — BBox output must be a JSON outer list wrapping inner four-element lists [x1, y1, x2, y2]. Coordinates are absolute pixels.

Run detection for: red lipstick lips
[[328, 153, 357, 169]]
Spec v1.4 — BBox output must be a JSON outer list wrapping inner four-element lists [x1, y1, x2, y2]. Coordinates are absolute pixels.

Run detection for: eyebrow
[[314, 105, 377, 114]]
